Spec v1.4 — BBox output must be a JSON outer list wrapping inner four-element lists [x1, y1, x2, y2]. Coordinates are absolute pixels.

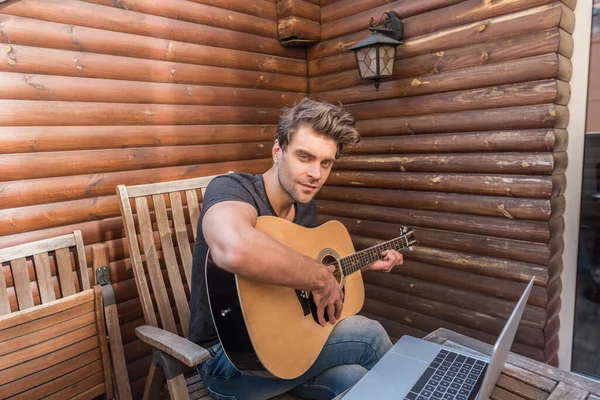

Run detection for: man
[[189, 98, 403, 400]]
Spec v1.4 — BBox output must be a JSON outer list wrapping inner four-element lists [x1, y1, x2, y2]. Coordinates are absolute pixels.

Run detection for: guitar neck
[[339, 232, 416, 276]]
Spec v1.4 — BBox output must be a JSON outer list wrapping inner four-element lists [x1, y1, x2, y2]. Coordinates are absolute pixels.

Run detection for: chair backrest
[[0, 230, 91, 315], [116, 175, 221, 338], [0, 287, 113, 399]]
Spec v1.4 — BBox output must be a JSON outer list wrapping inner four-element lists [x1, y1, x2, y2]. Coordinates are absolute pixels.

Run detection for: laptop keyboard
[[403, 349, 488, 400]]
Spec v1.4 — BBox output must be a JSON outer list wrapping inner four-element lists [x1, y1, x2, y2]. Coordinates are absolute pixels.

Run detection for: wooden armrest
[[135, 325, 210, 368]]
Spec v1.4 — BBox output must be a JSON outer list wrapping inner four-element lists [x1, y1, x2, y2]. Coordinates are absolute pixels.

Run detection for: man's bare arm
[[203, 201, 328, 290], [202, 201, 343, 325]]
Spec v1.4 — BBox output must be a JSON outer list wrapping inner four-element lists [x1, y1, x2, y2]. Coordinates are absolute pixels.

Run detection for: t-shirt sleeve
[[200, 175, 257, 216]]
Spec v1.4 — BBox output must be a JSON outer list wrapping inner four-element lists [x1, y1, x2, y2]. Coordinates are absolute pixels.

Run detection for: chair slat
[[0, 234, 76, 264], [0, 265, 10, 315], [55, 248, 76, 297], [172, 192, 194, 288], [33, 252, 56, 304], [11, 258, 34, 310], [127, 175, 219, 198], [117, 185, 158, 327], [153, 193, 190, 337], [185, 189, 201, 240], [73, 230, 91, 289], [135, 196, 177, 334]]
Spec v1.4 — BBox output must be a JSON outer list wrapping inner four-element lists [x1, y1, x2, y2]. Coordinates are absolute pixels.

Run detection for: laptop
[[343, 276, 536, 400]]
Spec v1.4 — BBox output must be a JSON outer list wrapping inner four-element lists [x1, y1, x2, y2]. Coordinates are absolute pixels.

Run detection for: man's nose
[[307, 163, 321, 180]]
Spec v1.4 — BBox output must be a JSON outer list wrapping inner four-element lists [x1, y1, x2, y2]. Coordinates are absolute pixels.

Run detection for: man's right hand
[[312, 264, 344, 326]]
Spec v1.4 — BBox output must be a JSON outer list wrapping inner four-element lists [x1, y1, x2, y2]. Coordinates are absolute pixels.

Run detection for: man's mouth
[[300, 183, 318, 192]]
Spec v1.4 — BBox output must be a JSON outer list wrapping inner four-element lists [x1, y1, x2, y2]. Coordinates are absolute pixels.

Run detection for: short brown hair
[[275, 98, 360, 159]]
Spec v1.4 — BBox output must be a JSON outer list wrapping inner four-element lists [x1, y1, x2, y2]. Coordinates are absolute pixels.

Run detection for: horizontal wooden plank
[[125, 175, 219, 198], [315, 54, 564, 105], [0, 15, 305, 76], [0, 45, 307, 93], [0, 72, 304, 108], [0, 311, 96, 357], [354, 105, 567, 137], [0, 335, 99, 386], [0, 301, 93, 343], [344, 80, 567, 121], [0, 159, 271, 210], [8, 359, 103, 400], [83, 0, 278, 39], [0, 323, 97, 370], [364, 283, 544, 348], [363, 298, 544, 361], [350, 129, 564, 154], [0, 233, 75, 263], [0, 196, 120, 237], [361, 270, 547, 330], [0, 348, 101, 398], [321, 0, 465, 41], [277, 16, 321, 42], [317, 200, 552, 242], [44, 370, 104, 399], [373, 258, 548, 309], [0, 142, 272, 181], [354, 236, 551, 294], [320, 215, 552, 265], [309, 2, 565, 61], [317, 186, 554, 221], [277, 0, 320, 22], [334, 153, 557, 175], [0, 0, 305, 59], [0, 125, 276, 154], [309, 28, 569, 81], [321, 0, 398, 24], [325, 171, 557, 199], [185, 0, 277, 20], [0, 101, 281, 126], [0, 289, 92, 330]]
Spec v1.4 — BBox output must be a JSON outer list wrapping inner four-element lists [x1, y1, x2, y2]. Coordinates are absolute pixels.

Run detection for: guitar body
[[205, 216, 364, 379]]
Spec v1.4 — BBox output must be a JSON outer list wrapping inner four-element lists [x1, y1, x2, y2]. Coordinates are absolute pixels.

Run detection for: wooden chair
[[0, 230, 90, 313], [116, 176, 218, 400], [117, 176, 306, 400], [0, 231, 114, 399]]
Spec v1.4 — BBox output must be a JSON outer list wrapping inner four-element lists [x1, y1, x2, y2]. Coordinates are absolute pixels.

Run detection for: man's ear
[[272, 139, 281, 163]]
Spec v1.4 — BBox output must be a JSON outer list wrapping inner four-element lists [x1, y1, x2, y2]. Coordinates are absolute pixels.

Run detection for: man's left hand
[[363, 250, 403, 273]]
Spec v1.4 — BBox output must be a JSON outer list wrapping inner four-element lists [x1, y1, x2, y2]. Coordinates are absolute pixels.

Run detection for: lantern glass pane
[[379, 45, 396, 77], [356, 47, 378, 78]]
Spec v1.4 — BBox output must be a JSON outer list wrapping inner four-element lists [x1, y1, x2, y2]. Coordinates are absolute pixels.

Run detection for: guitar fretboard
[[339, 233, 415, 276]]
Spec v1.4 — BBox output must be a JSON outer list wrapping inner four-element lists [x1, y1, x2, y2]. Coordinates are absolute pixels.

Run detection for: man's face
[[274, 125, 337, 204]]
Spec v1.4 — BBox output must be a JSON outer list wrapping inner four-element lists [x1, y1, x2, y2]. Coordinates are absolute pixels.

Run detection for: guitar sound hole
[[321, 255, 341, 284]]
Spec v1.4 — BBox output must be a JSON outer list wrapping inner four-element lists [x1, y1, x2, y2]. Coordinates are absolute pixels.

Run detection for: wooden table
[[334, 328, 600, 400]]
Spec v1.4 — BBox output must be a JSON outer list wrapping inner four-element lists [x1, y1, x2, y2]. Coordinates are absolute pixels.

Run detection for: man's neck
[[263, 167, 295, 221]]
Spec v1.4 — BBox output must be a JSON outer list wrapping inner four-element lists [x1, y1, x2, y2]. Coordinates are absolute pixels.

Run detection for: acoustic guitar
[[205, 216, 417, 379]]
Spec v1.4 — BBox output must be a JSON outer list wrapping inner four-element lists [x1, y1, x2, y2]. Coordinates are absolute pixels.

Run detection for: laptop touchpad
[[342, 352, 429, 400]]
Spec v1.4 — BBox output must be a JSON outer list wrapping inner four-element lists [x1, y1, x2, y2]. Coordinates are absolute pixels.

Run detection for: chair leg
[[143, 362, 165, 400], [150, 350, 189, 400]]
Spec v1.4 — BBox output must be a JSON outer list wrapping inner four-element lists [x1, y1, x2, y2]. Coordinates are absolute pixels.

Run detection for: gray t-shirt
[[188, 173, 318, 348]]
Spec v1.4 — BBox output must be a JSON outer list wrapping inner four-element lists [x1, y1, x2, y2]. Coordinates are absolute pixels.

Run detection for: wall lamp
[[348, 11, 404, 91]]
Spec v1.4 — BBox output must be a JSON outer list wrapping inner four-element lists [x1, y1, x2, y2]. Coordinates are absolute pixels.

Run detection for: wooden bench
[[117, 175, 306, 400], [0, 231, 114, 399]]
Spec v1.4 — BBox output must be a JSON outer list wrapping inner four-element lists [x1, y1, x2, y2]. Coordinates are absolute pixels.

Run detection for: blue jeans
[[198, 315, 392, 400]]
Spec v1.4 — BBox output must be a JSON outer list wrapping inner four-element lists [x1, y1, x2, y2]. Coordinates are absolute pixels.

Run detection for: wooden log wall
[[0, 0, 304, 397], [312, 0, 575, 366], [0, 0, 577, 395]]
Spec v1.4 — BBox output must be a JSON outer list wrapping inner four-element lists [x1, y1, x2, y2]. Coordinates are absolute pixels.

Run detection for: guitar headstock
[[399, 226, 418, 247]]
